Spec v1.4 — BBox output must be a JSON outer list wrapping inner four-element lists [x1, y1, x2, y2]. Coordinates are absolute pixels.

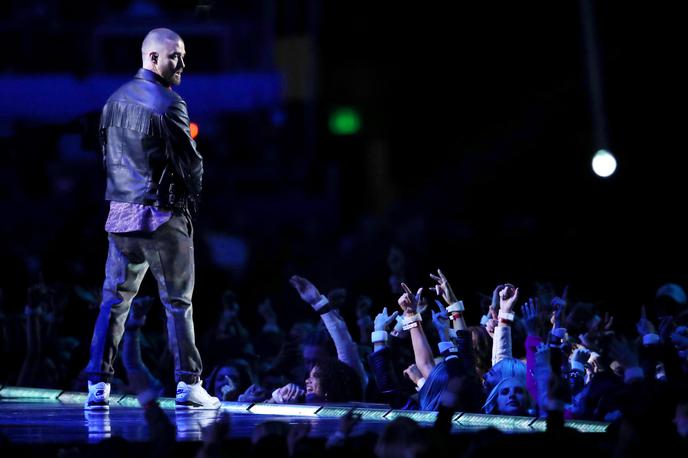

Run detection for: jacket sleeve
[[367, 346, 402, 394], [491, 325, 512, 365], [164, 99, 203, 197]]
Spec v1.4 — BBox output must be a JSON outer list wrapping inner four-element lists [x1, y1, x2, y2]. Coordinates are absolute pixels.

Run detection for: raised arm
[[289, 275, 368, 389], [398, 283, 436, 378], [492, 284, 519, 365], [429, 269, 466, 331]]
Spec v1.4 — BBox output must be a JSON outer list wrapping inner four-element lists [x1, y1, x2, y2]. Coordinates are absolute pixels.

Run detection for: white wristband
[[480, 315, 490, 326], [446, 301, 464, 313], [312, 295, 329, 311], [415, 377, 426, 390], [402, 313, 422, 325], [438, 341, 458, 354], [371, 330, 388, 344], [498, 311, 515, 321]]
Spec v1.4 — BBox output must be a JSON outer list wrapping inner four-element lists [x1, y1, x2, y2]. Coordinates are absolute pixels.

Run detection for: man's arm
[[164, 99, 203, 197]]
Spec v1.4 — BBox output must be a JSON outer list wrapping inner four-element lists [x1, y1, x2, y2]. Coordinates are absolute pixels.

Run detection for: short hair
[[141, 28, 182, 55]]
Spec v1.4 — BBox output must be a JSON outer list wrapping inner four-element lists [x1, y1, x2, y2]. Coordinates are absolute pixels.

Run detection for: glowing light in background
[[329, 107, 361, 135], [190, 121, 199, 139], [591, 149, 617, 178]]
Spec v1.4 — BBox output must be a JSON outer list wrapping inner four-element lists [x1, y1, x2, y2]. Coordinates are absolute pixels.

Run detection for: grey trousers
[[85, 213, 202, 385]]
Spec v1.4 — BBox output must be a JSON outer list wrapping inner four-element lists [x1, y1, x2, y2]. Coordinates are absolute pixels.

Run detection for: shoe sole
[[175, 402, 221, 410], [84, 404, 110, 411]]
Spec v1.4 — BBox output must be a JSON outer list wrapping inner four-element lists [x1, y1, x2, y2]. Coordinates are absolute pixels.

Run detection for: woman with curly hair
[[305, 357, 362, 403]]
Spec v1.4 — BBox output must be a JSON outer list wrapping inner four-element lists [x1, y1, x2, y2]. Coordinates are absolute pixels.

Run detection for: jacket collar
[[134, 68, 171, 88]]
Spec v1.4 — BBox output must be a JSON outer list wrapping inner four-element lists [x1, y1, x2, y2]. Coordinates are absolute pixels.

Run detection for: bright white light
[[249, 403, 321, 416], [592, 149, 617, 178]]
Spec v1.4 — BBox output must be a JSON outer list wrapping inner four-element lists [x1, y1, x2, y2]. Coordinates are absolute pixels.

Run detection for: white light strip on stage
[[249, 403, 321, 416], [220, 402, 253, 412]]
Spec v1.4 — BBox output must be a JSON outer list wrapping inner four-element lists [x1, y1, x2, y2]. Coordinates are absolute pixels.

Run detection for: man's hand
[[289, 275, 322, 306], [398, 283, 422, 315], [429, 269, 458, 305], [374, 307, 399, 332]]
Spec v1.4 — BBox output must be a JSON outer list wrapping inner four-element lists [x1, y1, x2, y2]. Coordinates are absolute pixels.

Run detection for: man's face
[[156, 39, 186, 86]]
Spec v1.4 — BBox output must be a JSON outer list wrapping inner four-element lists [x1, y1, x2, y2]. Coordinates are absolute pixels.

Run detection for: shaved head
[[141, 28, 182, 59], [141, 28, 186, 86]]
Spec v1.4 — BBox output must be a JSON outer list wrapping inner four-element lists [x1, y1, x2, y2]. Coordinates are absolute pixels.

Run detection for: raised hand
[[521, 297, 544, 337], [374, 307, 399, 332], [636, 305, 657, 337], [398, 283, 423, 315], [499, 284, 519, 313], [491, 284, 505, 311], [289, 275, 322, 305], [429, 269, 458, 305], [431, 300, 450, 341]]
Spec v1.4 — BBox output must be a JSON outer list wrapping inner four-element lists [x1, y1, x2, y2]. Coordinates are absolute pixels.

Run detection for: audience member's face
[[496, 379, 527, 415], [305, 366, 324, 399], [156, 38, 186, 85], [302, 345, 328, 372]]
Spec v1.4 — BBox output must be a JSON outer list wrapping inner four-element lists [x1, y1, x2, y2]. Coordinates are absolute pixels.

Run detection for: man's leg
[[145, 214, 203, 384], [85, 234, 149, 383]]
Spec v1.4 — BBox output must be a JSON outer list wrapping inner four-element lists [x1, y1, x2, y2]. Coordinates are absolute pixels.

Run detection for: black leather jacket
[[100, 68, 203, 213]]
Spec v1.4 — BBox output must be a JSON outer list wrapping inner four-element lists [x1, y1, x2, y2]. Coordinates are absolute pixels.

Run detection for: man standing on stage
[[84, 28, 220, 410]]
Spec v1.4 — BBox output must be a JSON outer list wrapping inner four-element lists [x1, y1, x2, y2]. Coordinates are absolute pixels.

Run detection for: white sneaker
[[175, 381, 221, 410], [85, 381, 111, 410]]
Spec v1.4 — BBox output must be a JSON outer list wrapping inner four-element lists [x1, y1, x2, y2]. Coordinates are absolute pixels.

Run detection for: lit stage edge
[[0, 385, 609, 434]]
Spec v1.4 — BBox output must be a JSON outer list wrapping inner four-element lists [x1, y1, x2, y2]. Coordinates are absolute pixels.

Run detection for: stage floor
[[0, 386, 609, 445]]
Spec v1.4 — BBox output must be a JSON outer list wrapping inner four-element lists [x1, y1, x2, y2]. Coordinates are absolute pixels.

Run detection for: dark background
[[0, 0, 686, 352]]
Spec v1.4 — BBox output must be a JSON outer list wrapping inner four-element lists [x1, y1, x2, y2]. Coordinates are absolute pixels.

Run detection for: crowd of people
[[2, 248, 688, 456]]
